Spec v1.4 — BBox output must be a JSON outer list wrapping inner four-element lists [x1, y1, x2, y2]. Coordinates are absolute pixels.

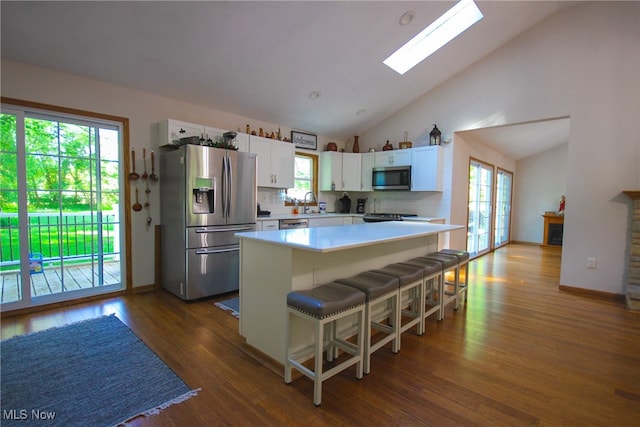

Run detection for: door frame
[[466, 157, 495, 259], [1, 97, 131, 313], [494, 167, 514, 249]]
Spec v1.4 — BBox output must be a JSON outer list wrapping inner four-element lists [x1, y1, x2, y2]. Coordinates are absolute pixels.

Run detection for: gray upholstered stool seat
[[335, 271, 400, 374], [287, 283, 367, 318], [285, 282, 366, 406], [439, 249, 470, 263], [422, 252, 461, 315], [372, 263, 426, 341], [400, 257, 445, 322], [438, 249, 470, 304]]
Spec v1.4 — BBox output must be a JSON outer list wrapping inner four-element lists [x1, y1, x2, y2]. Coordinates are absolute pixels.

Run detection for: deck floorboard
[[1, 261, 121, 304]]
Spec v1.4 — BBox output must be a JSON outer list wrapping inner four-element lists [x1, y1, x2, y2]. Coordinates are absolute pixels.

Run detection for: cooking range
[[362, 213, 417, 223]]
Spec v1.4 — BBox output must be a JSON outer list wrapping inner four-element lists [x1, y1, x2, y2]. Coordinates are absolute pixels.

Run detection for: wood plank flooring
[[2, 244, 639, 426]]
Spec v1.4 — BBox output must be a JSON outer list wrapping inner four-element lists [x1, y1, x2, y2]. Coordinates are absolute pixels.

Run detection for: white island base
[[236, 222, 463, 366]]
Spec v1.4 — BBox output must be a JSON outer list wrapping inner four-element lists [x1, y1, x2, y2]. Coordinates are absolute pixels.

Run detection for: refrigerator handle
[[221, 155, 227, 216], [227, 155, 233, 217], [195, 226, 254, 233], [195, 247, 240, 255]]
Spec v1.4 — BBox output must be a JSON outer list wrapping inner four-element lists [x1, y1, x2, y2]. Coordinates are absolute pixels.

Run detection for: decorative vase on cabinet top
[[383, 140, 393, 151], [353, 136, 360, 153]]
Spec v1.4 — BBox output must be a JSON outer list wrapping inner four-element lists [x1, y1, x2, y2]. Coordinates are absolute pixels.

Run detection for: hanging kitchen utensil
[[132, 188, 142, 211], [144, 181, 150, 207], [141, 148, 148, 180], [146, 216, 152, 227], [150, 151, 159, 181], [129, 150, 140, 180]]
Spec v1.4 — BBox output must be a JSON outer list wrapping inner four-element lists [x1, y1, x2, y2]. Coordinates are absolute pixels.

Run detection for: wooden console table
[[542, 213, 564, 247]]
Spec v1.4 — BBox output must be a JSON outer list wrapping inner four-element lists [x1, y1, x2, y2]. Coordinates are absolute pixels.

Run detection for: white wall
[[512, 143, 568, 244], [361, 2, 640, 294], [0, 61, 345, 288]]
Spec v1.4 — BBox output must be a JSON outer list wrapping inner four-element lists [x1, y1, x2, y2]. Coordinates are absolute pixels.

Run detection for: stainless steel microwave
[[372, 166, 411, 190]]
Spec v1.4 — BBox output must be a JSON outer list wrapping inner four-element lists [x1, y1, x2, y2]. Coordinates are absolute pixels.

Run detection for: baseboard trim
[[131, 284, 156, 294], [0, 290, 127, 318], [558, 284, 625, 302], [511, 240, 545, 246]]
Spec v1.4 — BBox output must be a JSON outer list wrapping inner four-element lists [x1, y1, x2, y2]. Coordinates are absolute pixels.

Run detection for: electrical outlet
[[586, 257, 597, 269]]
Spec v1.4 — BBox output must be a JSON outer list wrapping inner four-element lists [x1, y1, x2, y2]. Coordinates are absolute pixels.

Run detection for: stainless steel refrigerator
[[160, 144, 257, 300]]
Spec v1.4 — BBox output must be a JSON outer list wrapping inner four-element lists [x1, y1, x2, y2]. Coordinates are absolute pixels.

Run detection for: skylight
[[384, 0, 484, 75]]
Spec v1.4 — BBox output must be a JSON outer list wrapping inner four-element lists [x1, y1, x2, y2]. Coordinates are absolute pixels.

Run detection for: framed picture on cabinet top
[[291, 131, 317, 150]]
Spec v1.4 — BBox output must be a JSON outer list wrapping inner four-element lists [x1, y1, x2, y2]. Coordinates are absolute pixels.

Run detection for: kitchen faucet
[[303, 192, 317, 214]]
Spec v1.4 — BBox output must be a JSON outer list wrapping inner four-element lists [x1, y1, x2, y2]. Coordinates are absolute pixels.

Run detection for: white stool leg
[[313, 318, 324, 406], [284, 309, 293, 384], [453, 264, 461, 310], [355, 309, 364, 379], [362, 302, 372, 374]]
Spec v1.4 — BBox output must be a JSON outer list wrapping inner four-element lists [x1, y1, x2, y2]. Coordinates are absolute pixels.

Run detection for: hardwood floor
[[2, 244, 639, 426]]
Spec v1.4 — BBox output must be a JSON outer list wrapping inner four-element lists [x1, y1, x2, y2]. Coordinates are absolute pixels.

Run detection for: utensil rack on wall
[[130, 148, 159, 229]]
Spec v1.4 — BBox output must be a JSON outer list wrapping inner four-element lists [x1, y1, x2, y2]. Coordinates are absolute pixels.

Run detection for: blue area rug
[[215, 296, 240, 318], [1, 315, 199, 427]]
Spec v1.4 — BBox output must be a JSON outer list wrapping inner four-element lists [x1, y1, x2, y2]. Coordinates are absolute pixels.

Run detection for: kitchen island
[[236, 221, 463, 365]]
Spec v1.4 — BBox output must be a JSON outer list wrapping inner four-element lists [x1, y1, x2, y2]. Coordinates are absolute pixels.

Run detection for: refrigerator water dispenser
[[192, 177, 215, 214]]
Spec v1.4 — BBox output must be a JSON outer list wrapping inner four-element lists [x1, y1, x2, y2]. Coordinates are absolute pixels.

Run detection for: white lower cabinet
[[259, 220, 279, 231], [308, 217, 346, 228]]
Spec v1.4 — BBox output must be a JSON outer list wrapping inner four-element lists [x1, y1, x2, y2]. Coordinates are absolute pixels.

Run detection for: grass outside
[[0, 212, 118, 272]]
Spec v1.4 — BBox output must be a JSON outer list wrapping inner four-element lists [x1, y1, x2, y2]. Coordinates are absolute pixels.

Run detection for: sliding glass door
[[467, 159, 493, 257], [1, 105, 124, 308], [494, 168, 513, 248]]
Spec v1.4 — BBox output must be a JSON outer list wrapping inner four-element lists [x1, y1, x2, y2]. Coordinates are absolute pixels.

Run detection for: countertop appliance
[[279, 218, 309, 229], [372, 166, 411, 190], [363, 213, 417, 223], [338, 193, 351, 213], [160, 145, 257, 300], [356, 198, 367, 214]]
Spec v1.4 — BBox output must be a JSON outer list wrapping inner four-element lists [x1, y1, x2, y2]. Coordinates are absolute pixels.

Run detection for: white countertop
[[256, 213, 444, 222], [257, 213, 358, 221], [236, 221, 462, 253]]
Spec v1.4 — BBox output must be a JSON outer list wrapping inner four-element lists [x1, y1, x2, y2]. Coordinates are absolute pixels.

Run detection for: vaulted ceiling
[[2, 1, 576, 157]]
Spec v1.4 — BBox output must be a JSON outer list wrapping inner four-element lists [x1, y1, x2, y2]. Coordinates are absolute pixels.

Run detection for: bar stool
[[372, 263, 425, 341], [285, 282, 366, 406], [335, 271, 400, 374], [399, 257, 444, 322], [421, 252, 460, 316], [438, 249, 470, 304]]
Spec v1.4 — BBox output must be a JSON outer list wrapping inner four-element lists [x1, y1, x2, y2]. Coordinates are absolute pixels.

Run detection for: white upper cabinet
[[233, 133, 249, 153], [374, 150, 412, 167], [341, 153, 362, 191], [249, 135, 294, 188], [159, 120, 248, 151], [411, 146, 443, 191], [320, 152, 362, 192], [360, 152, 374, 192], [320, 152, 341, 191], [159, 119, 203, 146]]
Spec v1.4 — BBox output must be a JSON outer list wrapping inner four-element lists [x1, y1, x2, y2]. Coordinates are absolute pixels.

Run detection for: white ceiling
[[458, 117, 570, 160], [1, 1, 575, 158]]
